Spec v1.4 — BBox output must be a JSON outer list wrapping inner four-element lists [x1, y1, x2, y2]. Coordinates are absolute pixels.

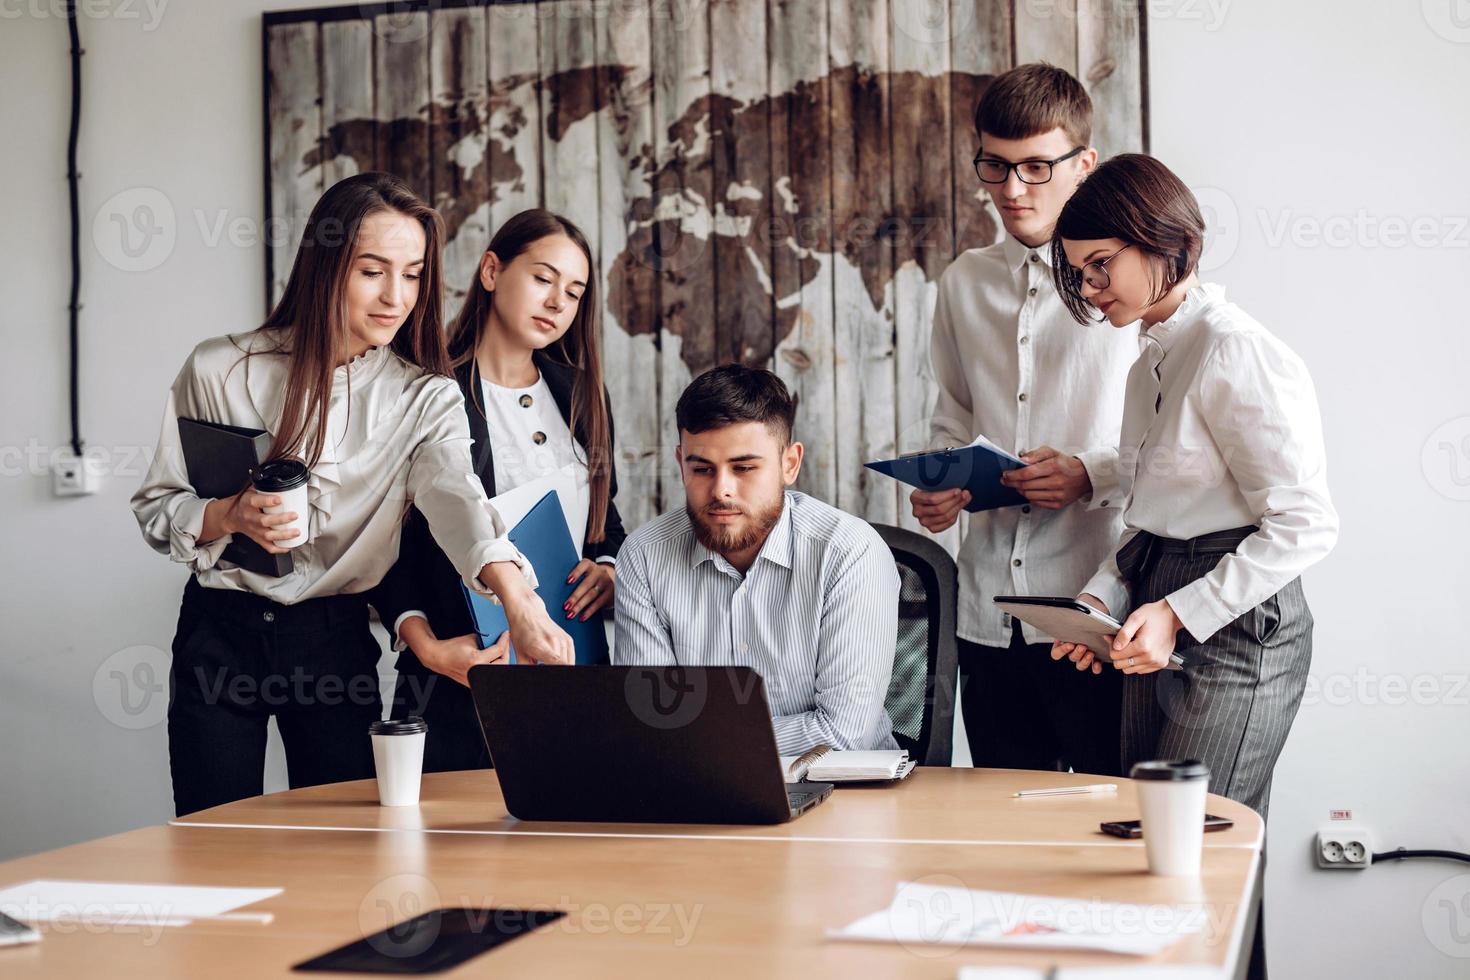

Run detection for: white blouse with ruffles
[[131, 328, 533, 605]]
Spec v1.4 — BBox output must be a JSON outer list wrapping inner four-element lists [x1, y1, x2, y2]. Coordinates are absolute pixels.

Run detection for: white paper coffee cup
[[1131, 759, 1210, 876], [252, 458, 310, 549], [369, 717, 428, 807]]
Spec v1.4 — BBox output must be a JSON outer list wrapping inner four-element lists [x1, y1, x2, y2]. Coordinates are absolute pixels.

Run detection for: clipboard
[[865, 438, 1026, 513], [993, 596, 1185, 670], [459, 490, 609, 665]]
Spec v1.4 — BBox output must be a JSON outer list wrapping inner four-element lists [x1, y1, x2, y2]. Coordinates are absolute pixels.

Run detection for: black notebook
[[176, 417, 293, 577]]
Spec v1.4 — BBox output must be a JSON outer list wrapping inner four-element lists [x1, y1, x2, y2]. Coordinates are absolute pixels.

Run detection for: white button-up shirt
[[930, 235, 1138, 646], [1082, 283, 1339, 642]]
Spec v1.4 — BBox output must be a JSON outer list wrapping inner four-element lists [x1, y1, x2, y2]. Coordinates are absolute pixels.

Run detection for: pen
[[1013, 783, 1118, 798]]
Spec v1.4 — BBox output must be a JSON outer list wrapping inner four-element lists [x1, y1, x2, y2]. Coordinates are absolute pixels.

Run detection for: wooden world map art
[[265, 0, 1146, 540]]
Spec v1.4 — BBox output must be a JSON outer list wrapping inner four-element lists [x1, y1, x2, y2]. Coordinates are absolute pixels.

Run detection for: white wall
[[1146, 2, 1470, 977], [3, 2, 1468, 977]]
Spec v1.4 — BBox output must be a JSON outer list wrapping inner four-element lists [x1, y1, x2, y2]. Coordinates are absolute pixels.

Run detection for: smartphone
[[0, 910, 41, 946], [293, 908, 564, 974], [1100, 814, 1235, 839]]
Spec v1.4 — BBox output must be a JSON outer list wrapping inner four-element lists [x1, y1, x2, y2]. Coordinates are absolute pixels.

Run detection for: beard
[[687, 494, 785, 556]]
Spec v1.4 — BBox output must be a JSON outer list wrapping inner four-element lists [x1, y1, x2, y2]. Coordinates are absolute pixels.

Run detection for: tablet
[[992, 596, 1184, 670]]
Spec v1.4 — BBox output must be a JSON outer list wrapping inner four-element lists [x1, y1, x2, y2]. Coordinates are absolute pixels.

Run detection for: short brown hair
[[676, 365, 796, 445], [1050, 154, 1206, 324], [974, 62, 1093, 147]]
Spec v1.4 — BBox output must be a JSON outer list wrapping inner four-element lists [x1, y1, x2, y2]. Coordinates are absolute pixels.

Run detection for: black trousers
[[959, 620, 1124, 777], [390, 656, 493, 773], [168, 577, 384, 816]]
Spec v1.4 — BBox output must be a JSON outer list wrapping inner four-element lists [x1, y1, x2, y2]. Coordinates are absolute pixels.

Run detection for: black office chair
[[871, 523, 959, 767]]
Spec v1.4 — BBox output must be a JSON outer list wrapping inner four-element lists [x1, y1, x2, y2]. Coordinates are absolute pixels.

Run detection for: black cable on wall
[[65, 1, 84, 458]]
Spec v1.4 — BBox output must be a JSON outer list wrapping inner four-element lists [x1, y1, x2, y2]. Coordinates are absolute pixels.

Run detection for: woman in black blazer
[[371, 210, 625, 772]]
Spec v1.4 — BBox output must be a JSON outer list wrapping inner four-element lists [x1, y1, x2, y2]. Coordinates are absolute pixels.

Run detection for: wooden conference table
[[0, 768, 1262, 978]]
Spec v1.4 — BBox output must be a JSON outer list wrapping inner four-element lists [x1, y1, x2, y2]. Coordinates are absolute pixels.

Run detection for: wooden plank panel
[[319, 19, 375, 187], [769, 0, 836, 504], [596, 1, 662, 529], [1077, 0, 1144, 157], [829, 0, 897, 524], [950, 0, 1009, 254], [708, 0, 772, 369], [429, 6, 491, 314], [487, 2, 543, 229], [1013, 0, 1078, 72], [374, 11, 432, 201], [266, 21, 323, 308], [650, 0, 714, 514], [539, 1, 601, 219], [890, 0, 958, 551]]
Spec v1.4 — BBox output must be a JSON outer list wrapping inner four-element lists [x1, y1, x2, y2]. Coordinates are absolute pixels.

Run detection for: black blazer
[[368, 350, 627, 652]]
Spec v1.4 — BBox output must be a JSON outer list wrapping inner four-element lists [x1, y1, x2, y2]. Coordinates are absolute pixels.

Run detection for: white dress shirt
[[1082, 283, 1339, 642], [131, 329, 532, 604], [930, 235, 1139, 646], [613, 491, 900, 754], [479, 374, 597, 557]]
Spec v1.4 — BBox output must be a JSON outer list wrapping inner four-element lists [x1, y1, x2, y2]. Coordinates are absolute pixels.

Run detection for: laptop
[[467, 665, 833, 824]]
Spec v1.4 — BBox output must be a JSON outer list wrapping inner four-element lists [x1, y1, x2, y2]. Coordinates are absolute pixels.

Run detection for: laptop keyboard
[[787, 791, 818, 809]]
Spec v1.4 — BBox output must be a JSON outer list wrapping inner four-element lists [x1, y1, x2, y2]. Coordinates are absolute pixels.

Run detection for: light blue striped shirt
[[613, 490, 900, 754]]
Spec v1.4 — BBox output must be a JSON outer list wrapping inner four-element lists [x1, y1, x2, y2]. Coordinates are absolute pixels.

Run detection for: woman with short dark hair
[[1048, 154, 1338, 820]]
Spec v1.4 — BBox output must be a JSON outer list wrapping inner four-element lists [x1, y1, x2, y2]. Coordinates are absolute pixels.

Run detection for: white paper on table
[[487, 464, 587, 557], [0, 880, 281, 928], [828, 881, 1203, 957], [969, 432, 1026, 465], [957, 969, 1224, 980]]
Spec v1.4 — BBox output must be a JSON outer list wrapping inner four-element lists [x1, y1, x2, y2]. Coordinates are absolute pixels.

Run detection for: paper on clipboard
[[487, 465, 587, 556], [966, 431, 1025, 464]]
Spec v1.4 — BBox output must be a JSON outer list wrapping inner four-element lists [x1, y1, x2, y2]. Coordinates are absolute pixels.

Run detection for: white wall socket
[[1316, 825, 1372, 869], [51, 452, 104, 497]]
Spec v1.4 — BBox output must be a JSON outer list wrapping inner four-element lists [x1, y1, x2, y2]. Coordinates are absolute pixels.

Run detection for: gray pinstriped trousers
[[1116, 527, 1313, 820]]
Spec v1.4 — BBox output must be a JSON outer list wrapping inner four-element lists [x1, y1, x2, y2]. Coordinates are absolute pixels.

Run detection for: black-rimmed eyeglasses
[[973, 145, 1085, 185]]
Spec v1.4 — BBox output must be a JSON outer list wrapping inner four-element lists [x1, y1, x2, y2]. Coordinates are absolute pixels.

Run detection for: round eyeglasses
[[1076, 244, 1134, 291]]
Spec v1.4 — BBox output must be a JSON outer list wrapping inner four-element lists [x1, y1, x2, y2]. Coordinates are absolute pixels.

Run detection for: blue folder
[[459, 490, 610, 665], [865, 444, 1027, 513]]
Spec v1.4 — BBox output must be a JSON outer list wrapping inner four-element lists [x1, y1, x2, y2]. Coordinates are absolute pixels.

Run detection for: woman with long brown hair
[[371, 209, 625, 774], [131, 174, 572, 816]]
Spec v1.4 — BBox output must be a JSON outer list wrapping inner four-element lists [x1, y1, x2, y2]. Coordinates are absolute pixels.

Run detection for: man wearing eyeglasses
[[910, 64, 1137, 777]]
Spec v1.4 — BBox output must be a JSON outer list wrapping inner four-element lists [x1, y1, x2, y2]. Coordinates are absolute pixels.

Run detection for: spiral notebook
[[779, 747, 915, 783]]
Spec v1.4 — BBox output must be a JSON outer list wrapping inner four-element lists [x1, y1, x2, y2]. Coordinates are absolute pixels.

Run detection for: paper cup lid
[[251, 457, 309, 492], [369, 716, 427, 736], [1131, 759, 1210, 781]]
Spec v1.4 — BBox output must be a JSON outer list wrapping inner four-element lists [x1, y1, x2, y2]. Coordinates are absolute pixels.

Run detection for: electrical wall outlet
[[1316, 825, 1373, 869], [51, 452, 103, 497]]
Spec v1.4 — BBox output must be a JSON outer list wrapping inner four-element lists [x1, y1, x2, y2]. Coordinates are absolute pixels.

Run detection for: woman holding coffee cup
[[131, 173, 574, 817], [369, 210, 625, 774], [1045, 154, 1338, 821]]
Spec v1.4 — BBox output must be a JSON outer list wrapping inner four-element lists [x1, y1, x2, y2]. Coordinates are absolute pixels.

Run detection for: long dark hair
[[447, 209, 612, 545], [256, 172, 449, 466], [1051, 153, 1205, 324]]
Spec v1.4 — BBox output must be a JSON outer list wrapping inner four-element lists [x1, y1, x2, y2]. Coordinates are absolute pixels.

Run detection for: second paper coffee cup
[[1131, 759, 1210, 876], [369, 717, 428, 807]]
